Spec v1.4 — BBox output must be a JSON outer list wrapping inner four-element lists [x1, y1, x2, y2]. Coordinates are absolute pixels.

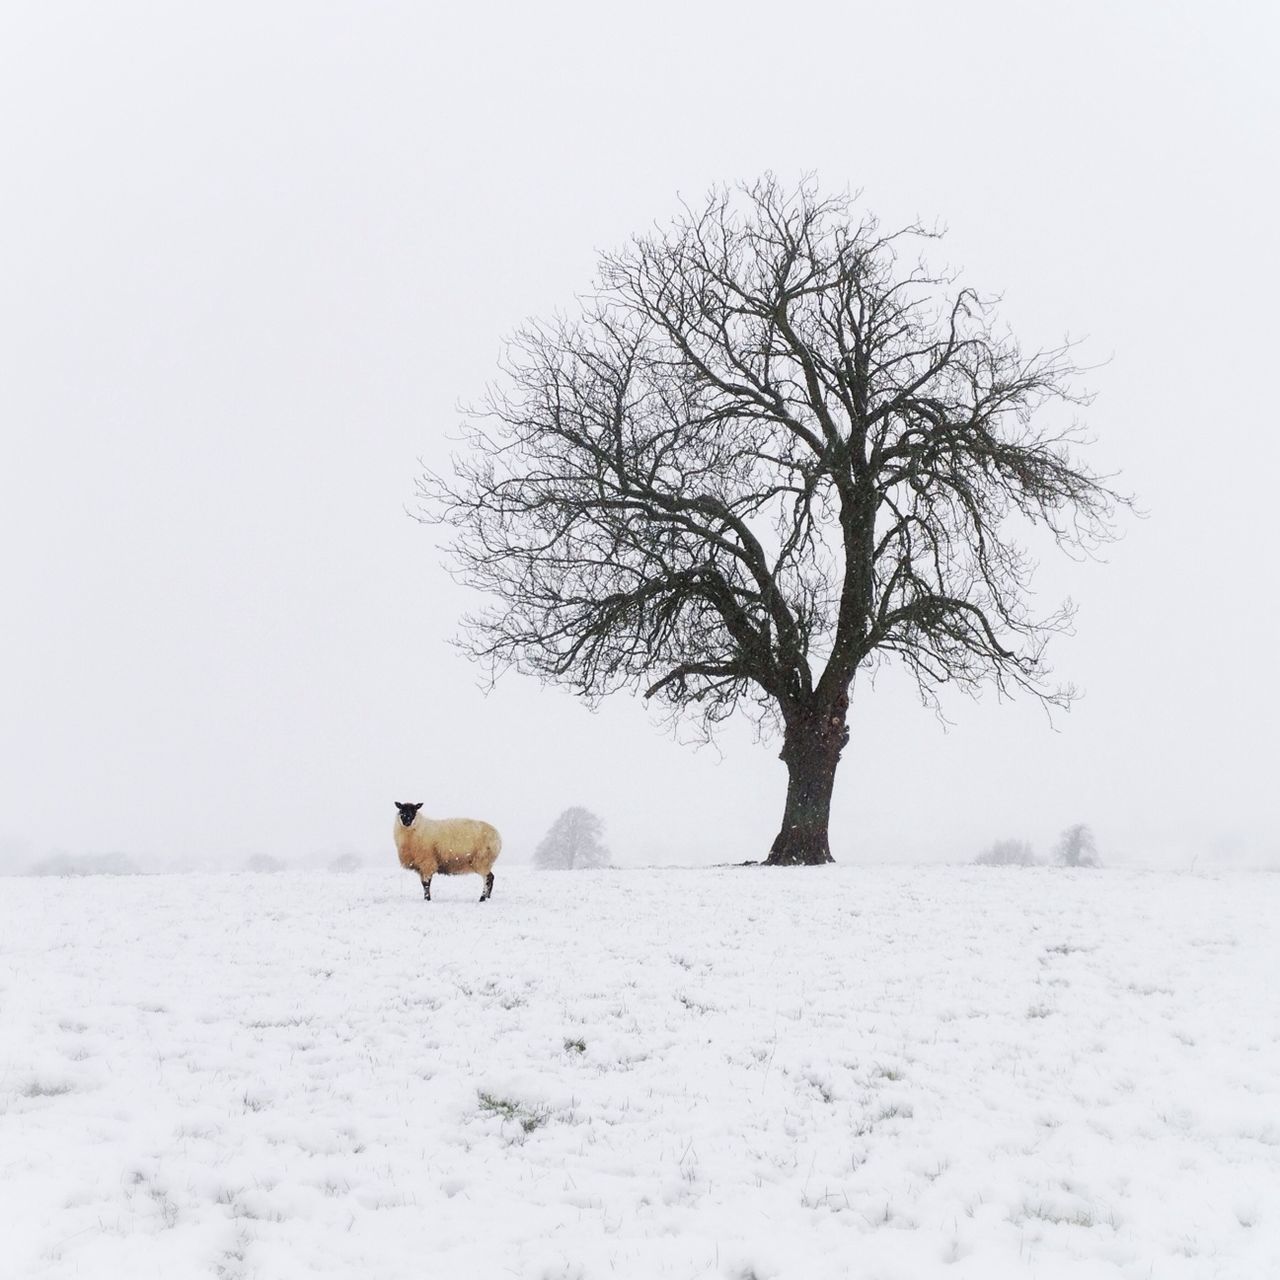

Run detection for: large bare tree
[[418, 177, 1126, 865]]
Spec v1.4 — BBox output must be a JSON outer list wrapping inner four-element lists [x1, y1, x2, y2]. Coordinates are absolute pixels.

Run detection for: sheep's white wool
[[394, 813, 501, 881]]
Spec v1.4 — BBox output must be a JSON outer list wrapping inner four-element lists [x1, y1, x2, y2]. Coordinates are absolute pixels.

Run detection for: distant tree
[[28, 851, 141, 876], [973, 838, 1039, 867], [1054, 823, 1100, 868], [244, 854, 286, 873], [327, 852, 363, 872], [419, 176, 1128, 866], [534, 807, 611, 870]]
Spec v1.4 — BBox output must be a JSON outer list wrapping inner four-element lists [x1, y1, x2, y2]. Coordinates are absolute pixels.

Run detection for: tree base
[[763, 836, 835, 867]]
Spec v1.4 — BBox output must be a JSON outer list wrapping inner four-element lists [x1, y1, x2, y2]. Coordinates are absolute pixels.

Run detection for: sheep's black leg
[[421, 874, 432, 901], [479, 872, 494, 902]]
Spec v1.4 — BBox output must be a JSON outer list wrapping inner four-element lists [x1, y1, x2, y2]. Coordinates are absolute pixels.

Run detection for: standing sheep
[[393, 801, 502, 902]]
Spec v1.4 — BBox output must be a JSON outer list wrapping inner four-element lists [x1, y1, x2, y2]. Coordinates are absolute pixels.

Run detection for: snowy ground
[[2, 866, 1277, 1279]]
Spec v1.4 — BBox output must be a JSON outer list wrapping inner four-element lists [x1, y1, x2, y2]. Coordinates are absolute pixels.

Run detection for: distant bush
[[327, 853, 363, 872], [1054, 823, 1101, 868], [973, 838, 1039, 867], [28, 852, 141, 876], [244, 854, 287, 873]]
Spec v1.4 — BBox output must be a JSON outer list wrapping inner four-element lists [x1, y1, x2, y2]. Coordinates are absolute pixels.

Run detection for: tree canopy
[[1055, 823, 1101, 868]]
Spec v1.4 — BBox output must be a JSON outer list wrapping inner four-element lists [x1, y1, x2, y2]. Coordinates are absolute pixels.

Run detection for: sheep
[[393, 801, 502, 902]]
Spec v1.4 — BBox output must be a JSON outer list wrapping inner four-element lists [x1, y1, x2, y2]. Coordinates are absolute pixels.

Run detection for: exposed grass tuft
[[22, 1080, 73, 1098], [477, 1090, 551, 1133], [676, 992, 715, 1015]]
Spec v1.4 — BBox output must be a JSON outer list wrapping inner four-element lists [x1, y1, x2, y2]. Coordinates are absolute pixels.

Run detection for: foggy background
[[2, 1, 1277, 873]]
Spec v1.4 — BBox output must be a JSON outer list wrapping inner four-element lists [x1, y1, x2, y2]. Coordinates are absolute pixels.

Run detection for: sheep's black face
[[395, 802, 423, 828]]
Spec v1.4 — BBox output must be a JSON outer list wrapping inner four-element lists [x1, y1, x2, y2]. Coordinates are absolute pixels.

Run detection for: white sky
[[2, 1, 1277, 872]]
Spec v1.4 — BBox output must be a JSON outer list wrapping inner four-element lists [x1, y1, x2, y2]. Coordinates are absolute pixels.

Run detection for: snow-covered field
[[2, 866, 1277, 1279]]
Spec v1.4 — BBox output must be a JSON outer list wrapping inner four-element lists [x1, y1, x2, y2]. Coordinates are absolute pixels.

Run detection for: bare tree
[[1054, 823, 1100, 868], [534, 806, 611, 870], [419, 176, 1127, 865]]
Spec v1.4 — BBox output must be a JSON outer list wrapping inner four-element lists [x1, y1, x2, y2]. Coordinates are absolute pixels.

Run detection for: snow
[[2, 866, 1277, 1279]]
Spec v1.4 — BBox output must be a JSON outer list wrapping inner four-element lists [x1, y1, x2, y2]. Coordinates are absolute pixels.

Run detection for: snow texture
[[2, 867, 1277, 1279]]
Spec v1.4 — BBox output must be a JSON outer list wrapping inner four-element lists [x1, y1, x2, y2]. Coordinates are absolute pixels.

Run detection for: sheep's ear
[[393, 801, 401, 809]]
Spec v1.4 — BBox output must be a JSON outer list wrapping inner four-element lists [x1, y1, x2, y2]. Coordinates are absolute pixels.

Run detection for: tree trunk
[[765, 700, 848, 866]]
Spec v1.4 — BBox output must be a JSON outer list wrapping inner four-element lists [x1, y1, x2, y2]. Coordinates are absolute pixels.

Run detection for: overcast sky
[[2, 1, 1277, 872]]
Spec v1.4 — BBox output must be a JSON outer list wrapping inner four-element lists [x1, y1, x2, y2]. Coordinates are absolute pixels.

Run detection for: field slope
[[2, 866, 1277, 1278]]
